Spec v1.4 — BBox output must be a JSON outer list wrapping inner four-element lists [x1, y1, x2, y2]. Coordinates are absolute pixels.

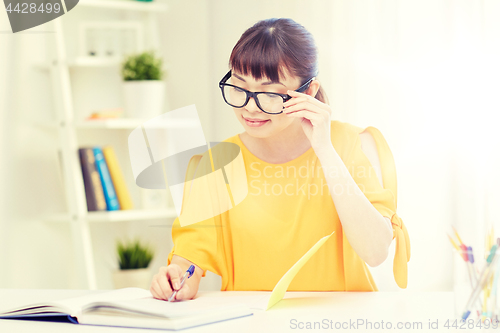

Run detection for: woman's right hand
[[150, 256, 201, 301]]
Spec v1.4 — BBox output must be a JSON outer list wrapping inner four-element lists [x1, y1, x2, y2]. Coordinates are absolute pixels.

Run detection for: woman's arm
[[283, 88, 393, 267], [150, 254, 203, 301], [314, 142, 393, 267]]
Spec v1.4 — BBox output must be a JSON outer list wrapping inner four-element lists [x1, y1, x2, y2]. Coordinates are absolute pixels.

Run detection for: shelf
[[76, 118, 199, 129], [33, 57, 121, 70], [45, 208, 178, 223], [71, 57, 122, 67], [78, 0, 168, 12], [35, 118, 199, 130], [88, 208, 177, 222]]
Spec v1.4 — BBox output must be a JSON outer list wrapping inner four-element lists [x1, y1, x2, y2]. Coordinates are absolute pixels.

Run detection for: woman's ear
[[306, 80, 321, 97]]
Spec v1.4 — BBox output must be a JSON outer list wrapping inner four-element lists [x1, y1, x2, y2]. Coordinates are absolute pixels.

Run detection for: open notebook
[[0, 288, 253, 330], [0, 231, 334, 330]]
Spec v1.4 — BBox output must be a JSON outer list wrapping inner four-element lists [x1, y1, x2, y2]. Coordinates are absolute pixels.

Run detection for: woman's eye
[[232, 87, 245, 93], [264, 93, 282, 99]]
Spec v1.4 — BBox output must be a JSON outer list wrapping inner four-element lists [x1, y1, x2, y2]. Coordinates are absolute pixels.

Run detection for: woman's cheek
[[275, 114, 294, 128]]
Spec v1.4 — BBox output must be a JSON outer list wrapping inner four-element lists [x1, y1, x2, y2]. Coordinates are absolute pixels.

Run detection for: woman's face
[[229, 70, 303, 139]]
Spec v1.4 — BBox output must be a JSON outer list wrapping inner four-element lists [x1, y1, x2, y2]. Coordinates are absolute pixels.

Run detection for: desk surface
[[0, 289, 459, 332]]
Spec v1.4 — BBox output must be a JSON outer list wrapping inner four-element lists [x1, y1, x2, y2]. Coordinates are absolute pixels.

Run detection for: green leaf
[[115, 238, 155, 270], [121, 50, 165, 81]]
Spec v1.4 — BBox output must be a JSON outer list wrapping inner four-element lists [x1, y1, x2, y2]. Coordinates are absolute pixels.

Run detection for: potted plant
[[121, 50, 166, 118], [112, 238, 155, 289]]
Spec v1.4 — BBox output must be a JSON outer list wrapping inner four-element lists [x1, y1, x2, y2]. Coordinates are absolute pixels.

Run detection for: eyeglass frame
[[218, 70, 315, 115]]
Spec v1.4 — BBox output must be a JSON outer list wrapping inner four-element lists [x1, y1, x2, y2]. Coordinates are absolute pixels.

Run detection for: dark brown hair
[[229, 18, 328, 104]]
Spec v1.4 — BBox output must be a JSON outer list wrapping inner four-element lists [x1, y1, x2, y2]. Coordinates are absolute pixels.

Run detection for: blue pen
[[168, 265, 195, 302]]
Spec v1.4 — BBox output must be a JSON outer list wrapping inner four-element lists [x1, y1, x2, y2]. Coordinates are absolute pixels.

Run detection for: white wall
[[0, 14, 76, 288]]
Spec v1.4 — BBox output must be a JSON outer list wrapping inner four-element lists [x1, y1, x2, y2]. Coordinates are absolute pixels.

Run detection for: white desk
[[0, 289, 460, 332]]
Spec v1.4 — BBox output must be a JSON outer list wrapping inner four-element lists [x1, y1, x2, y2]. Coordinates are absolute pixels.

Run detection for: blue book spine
[[93, 147, 120, 211]]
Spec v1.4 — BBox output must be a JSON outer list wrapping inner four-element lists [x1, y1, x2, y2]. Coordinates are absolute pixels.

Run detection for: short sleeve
[[167, 215, 220, 278], [167, 154, 225, 278], [347, 132, 397, 224], [345, 126, 411, 288]]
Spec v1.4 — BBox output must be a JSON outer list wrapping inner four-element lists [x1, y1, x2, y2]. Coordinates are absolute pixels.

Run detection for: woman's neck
[[241, 122, 312, 164]]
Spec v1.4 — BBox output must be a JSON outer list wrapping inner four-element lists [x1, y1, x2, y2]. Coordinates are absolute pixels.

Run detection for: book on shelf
[[78, 145, 134, 212], [0, 288, 253, 331], [93, 147, 120, 211], [78, 148, 107, 211], [102, 145, 133, 210]]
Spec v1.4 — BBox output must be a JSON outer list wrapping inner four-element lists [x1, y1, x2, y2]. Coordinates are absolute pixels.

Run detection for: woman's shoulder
[[330, 120, 366, 160], [330, 120, 365, 137]]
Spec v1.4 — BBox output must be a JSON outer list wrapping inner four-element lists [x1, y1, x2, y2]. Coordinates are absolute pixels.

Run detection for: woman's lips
[[242, 116, 270, 127]]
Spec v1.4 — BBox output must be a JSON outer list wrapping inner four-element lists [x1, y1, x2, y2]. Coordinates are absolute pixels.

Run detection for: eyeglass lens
[[222, 85, 284, 114]]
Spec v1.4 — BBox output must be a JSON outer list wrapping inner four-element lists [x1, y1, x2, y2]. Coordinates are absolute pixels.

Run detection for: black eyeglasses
[[219, 70, 315, 114]]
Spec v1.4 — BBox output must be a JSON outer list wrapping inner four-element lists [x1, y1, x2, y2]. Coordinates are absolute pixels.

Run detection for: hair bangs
[[229, 29, 291, 83]]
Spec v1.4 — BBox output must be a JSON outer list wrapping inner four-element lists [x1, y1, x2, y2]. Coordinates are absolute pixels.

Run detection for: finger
[[283, 96, 308, 108], [151, 279, 166, 300], [285, 109, 322, 120], [284, 95, 331, 116], [167, 265, 183, 291], [157, 270, 174, 300], [284, 101, 323, 115], [150, 277, 160, 299], [285, 111, 323, 126], [285, 104, 331, 123], [286, 90, 326, 108], [175, 284, 191, 301]]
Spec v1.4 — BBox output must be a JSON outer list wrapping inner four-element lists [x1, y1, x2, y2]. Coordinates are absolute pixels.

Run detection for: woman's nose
[[245, 97, 262, 113]]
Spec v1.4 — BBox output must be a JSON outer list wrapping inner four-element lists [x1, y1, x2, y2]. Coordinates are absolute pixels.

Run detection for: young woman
[[150, 18, 409, 301]]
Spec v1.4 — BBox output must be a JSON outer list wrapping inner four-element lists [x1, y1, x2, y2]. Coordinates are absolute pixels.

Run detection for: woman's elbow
[[367, 222, 394, 267], [366, 237, 392, 267], [366, 248, 389, 267]]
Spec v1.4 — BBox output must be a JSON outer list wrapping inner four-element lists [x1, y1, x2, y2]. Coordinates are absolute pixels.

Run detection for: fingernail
[[174, 282, 180, 290]]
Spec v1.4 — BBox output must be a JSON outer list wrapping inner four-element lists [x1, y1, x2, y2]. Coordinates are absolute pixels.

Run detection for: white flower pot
[[123, 80, 165, 118], [112, 267, 152, 290]]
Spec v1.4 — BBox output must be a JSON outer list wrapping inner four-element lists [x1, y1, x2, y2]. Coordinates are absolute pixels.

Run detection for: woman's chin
[[243, 125, 273, 138]]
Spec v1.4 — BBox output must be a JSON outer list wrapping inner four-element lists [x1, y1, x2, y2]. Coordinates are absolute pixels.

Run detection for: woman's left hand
[[283, 90, 333, 154]]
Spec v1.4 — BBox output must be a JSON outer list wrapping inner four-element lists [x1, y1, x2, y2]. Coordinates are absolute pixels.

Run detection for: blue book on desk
[[0, 288, 253, 330], [93, 147, 120, 211]]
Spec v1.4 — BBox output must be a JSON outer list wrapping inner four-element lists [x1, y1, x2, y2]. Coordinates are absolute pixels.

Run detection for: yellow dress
[[167, 120, 410, 291]]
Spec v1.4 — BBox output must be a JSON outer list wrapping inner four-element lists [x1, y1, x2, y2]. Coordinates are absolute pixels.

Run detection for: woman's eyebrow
[[262, 81, 285, 86], [232, 73, 246, 82], [233, 73, 285, 86]]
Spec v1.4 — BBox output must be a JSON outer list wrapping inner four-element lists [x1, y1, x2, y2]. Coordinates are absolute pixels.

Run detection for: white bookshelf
[[34, 58, 120, 70], [76, 118, 199, 129], [38, 0, 173, 290], [36, 118, 199, 130], [45, 208, 177, 223], [71, 56, 122, 67]]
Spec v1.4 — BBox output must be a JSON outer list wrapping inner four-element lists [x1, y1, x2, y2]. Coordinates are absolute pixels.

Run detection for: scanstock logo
[[4, 0, 79, 33]]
